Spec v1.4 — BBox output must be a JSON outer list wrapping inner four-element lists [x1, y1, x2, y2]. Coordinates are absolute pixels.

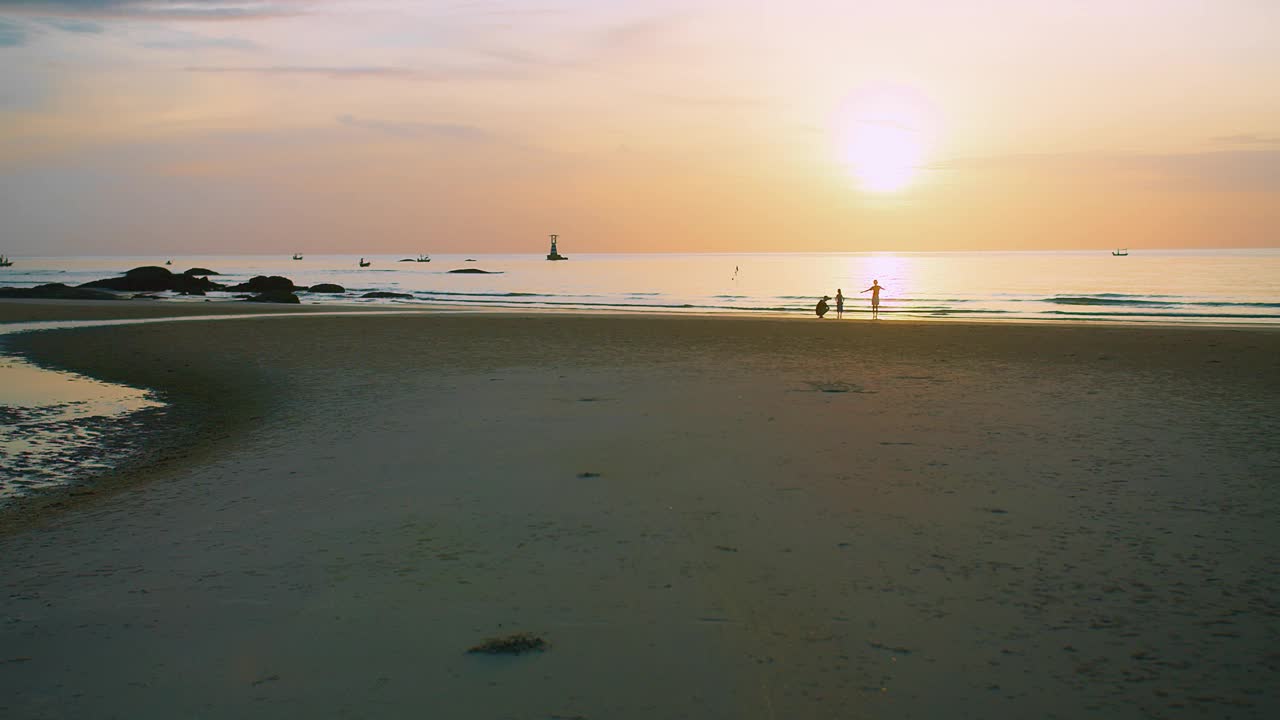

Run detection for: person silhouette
[[815, 296, 830, 318], [835, 289, 845, 319], [860, 280, 884, 319]]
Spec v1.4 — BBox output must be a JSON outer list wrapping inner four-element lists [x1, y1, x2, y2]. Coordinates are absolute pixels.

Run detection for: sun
[[843, 121, 924, 192], [836, 86, 936, 193]]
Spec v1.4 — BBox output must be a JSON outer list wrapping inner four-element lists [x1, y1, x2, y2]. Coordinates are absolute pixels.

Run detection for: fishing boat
[[0, 255, 12, 267], [415, 254, 430, 262], [546, 234, 567, 261], [292, 253, 303, 260], [1112, 248, 1129, 256], [358, 258, 371, 267]]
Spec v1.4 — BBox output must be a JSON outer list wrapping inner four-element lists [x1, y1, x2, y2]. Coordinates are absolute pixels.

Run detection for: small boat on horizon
[[358, 258, 371, 267], [0, 254, 12, 267], [292, 253, 303, 260], [546, 234, 567, 261], [1112, 248, 1129, 256], [416, 254, 430, 262]]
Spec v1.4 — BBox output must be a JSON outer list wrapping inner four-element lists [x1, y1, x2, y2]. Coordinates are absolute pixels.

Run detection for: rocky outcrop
[[79, 266, 223, 293], [307, 283, 346, 293], [447, 268, 498, 274], [361, 291, 413, 299], [0, 283, 121, 300], [244, 290, 300, 304], [226, 275, 298, 293], [183, 267, 219, 276]]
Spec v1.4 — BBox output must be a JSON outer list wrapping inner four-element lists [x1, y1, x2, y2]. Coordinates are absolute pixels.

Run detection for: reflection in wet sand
[[0, 357, 163, 503]]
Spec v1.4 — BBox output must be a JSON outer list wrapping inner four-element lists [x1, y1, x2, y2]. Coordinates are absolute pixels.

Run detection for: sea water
[[0, 350, 162, 503], [1, 249, 1279, 324]]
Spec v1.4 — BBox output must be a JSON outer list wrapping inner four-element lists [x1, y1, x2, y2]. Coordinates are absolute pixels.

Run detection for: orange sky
[[1, 0, 1277, 254]]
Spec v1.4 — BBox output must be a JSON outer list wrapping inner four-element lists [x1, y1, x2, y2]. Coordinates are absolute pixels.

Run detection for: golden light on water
[[836, 86, 937, 194]]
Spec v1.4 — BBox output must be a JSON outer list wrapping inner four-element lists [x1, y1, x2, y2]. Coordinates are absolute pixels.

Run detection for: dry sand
[[1, 302, 1278, 719]]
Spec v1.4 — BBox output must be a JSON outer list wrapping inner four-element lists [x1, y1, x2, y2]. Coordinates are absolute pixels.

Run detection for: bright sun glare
[[837, 86, 936, 193]]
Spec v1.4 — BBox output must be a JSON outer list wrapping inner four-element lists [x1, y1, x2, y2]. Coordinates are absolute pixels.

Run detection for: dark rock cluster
[[1, 264, 434, 305], [0, 283, 120, 300], [361, 291, 413, 299], [80, 266, 221, 294]]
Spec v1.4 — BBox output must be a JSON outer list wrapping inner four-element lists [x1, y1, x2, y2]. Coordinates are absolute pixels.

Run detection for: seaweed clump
[[467, 633, 547, 655]]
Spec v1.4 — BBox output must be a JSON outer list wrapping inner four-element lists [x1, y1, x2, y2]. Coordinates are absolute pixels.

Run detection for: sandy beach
[[1, 302, 1278, 719]]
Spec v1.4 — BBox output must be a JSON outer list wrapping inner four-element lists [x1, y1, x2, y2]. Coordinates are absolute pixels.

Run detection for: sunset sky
[[1, 0, 1277, 255]]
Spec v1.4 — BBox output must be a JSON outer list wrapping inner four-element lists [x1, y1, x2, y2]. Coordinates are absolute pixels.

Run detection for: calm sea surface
[[2, 249, 1279, 324]]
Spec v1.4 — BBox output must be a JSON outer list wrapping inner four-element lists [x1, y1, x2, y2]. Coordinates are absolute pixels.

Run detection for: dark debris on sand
[[467, 633, 548, 655]]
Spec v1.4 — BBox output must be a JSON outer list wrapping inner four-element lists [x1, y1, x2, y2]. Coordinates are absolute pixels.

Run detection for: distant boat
[[292, 253, 303, 260], [416, 254, 430, 263], [165, 259, 173, 265], [358, 258, 371, 267], [1112, 249, 1129, 256], [546, 234, 567, 261], [0, 255, 12, 267]]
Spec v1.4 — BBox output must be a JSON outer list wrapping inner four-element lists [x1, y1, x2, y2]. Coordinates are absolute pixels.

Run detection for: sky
[[0, 0, 1277, 255]]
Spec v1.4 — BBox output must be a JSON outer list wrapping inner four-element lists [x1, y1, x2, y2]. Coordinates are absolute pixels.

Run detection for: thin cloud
[[336, 114, 493, 142], [604, 16, 678, 50], [1213, 133, 1280, 146], [0, 1, 313, 20], [653, 93, 773, 110], [141, 29, 256, 50], [42, 16, 103, 32], [441, 1, 566, 20], [185, 65, 421, 79], [0, 18, 28, 46], [930, 150, 1280, 192]]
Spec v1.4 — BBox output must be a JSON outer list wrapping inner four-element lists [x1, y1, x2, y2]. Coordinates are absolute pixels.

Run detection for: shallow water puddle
[[0, 356, 163, 502], [0, 310, 444, 505]]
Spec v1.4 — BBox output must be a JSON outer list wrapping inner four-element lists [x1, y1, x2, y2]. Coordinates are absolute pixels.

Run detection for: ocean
[[3, 249, 1279, 325]]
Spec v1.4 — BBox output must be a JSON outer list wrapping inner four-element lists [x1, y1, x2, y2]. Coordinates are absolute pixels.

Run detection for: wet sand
[[1, 302, 1278, 718]]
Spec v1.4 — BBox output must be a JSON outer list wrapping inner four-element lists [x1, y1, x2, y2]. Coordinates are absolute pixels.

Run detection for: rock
[[467, 633, 547, 655], [398, 258, 415, 262], [244, 290, 300, 304], [360, 291, 413, 299], [80, 266, 224, 293], [0, 283, 120, 300], [125, 265, 173, 281], [173, 275, 221, 293], [227, 275, 297, 292], [183, 267, 219, 276], [307, 283, 346, 293], [447, 268, 497, 274], [81, 266, 172, 291]]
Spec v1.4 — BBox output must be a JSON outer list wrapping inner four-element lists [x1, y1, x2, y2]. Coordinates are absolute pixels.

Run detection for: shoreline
[[5, 296, 1280, 330], [2, 302, 1278, 717], [3, 301, 1280, 531]]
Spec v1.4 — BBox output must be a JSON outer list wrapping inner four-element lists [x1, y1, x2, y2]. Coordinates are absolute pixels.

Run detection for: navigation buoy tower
[[546, 234, 567, 261]]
